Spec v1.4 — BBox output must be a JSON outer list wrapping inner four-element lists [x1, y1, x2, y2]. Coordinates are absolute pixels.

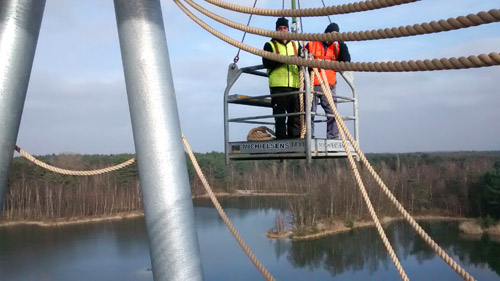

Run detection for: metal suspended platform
[[223, 63, 360, 164], [229, 138, 353, 160]]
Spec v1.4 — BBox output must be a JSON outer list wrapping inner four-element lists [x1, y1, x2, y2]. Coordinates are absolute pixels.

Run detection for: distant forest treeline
[[2, 151, 500, 226]]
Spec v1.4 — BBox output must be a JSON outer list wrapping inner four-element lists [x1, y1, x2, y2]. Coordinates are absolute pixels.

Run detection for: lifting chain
[[233, 0, 258, 63]]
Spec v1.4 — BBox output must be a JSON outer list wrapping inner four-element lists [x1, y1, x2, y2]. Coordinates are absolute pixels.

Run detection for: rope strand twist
[[14, 145, 135, 176], [314, 68, 476, 280], [182, 135, 276, 281]]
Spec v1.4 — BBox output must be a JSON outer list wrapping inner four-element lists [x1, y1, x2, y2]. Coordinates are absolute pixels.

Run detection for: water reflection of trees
[[0, 218, 150, 278], [194, 197, 291, 230], [286, 226, 390, 276], [413, 221, 500, 276], [281, 221, 500, 278]]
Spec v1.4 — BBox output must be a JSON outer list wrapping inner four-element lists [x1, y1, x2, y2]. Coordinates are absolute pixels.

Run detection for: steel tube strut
[[0, 0, 46, 208], [113, 1, 203, 280]]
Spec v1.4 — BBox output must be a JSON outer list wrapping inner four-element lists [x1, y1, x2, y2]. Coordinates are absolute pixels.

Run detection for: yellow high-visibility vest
[[267, 40, 300, 88]]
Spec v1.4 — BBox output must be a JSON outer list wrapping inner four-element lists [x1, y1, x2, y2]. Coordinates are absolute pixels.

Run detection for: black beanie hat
[[276, 17, 289, 29], [324, 22, 339, 33]]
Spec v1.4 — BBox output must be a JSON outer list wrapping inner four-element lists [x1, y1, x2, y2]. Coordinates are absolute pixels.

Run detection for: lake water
[[0, 197, 499, 280]]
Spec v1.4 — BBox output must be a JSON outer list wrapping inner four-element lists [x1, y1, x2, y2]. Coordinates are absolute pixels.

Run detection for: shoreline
[[0, 211, 145, 227], [194, 190, 302, 198], [2, 192, 498, 239], [0, 191, 300, 227], [267, 216, 480, 241]]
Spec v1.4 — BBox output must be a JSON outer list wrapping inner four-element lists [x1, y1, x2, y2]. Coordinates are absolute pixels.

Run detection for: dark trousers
[[270, 87, 300, 139]]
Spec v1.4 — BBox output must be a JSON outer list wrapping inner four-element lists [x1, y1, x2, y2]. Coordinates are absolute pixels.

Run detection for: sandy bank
[[267, 216, 470, 241], [0, 211, 144, 227], [459, 220, 500, 237]]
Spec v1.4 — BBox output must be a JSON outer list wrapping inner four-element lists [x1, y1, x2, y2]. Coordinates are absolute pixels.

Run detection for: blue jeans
[[311, 85, 338, 139]]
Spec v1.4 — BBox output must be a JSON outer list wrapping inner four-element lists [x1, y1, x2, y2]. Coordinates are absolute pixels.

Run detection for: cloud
[[18, 73, 133, 155], [352, 66, 500, 153], [12, 0, 500, 156]]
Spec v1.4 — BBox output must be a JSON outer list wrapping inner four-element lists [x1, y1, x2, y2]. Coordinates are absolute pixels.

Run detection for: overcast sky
[[15, 0, 500, 156]]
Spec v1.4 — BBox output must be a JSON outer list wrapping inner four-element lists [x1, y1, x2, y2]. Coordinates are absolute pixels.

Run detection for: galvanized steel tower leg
[[0, 0, 45, 209], [113, 1, 204, 280]]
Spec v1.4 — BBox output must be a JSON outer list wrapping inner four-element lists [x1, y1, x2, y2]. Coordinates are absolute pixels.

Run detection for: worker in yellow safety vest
[[306, 22, 351, 139], [262, 17, 302, 139]]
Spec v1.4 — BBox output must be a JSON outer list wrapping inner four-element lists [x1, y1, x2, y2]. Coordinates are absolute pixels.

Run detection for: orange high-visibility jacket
[[308, 41, 339, 86]]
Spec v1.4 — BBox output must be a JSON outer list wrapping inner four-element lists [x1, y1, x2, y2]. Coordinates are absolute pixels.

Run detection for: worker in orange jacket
[[306, 22, 351, 139]]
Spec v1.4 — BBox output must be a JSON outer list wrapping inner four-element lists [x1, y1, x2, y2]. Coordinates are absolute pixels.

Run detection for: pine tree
[[482, 161, 500, 218]]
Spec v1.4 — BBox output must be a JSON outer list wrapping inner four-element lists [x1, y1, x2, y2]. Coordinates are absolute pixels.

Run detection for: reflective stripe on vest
[[308, 41, 339, 86], [267, 40, 300, 88]]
